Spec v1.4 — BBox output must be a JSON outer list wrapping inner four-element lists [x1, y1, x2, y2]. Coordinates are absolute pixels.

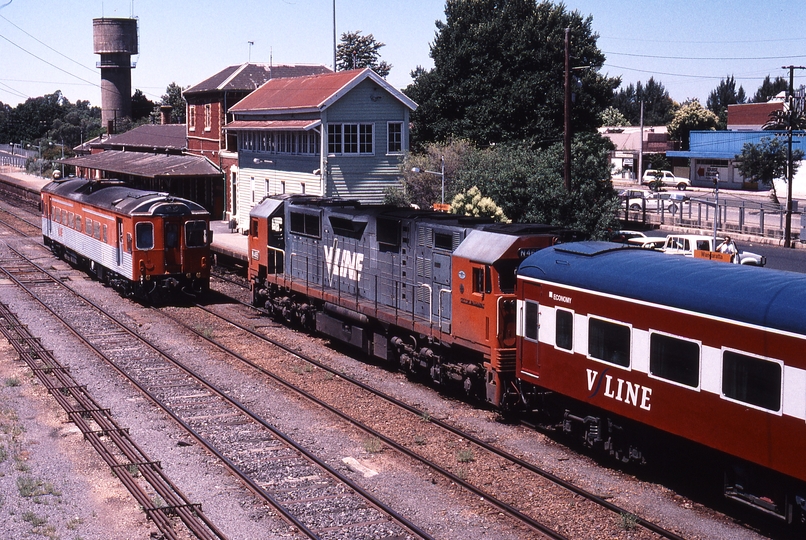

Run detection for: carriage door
[[116, 218, 124, 267], [163, 219, 182, 273], [519, 296, 541, 378]]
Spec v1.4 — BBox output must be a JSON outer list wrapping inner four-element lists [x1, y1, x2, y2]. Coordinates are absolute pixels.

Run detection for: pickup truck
[[660, 234, 766, 266]]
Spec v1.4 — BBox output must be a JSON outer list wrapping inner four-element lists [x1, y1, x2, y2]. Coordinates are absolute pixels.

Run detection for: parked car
[[641, 169, 691, 191], [627, 191, 688, 214], [660, 234, 766, 266], [609, 230, 647, 243], [627, 236, 667, 250]]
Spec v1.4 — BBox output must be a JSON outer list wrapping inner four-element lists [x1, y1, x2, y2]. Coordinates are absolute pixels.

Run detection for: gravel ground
[[0, 257, 779, 540]]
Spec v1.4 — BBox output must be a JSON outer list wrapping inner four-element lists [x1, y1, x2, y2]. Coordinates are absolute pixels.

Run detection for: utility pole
[[782, 65, 806, 248], [563, 27, 571, 191], [638, 100, 644, 184]]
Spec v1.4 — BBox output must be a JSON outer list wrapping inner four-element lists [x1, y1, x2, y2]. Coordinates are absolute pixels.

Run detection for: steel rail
[[193, 299, 687, 540], [0, 244, 431, 540]]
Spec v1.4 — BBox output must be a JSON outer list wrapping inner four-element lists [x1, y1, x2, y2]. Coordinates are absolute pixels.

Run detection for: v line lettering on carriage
[[587, 369, 652, 411]]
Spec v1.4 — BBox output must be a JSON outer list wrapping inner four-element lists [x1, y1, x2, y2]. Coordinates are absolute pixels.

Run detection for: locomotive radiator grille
[[491, 349, 517, 373]]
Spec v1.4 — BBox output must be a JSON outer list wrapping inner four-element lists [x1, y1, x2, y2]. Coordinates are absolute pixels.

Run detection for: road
[[646, 227, 806, 273]]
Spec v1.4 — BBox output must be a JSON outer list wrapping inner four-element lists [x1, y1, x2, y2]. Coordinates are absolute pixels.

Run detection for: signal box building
[[183, 63, 332, 222], [225, 68, 418, 232]]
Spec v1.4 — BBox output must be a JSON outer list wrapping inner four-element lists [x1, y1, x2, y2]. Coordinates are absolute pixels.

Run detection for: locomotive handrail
[[419, 283, 432, 324], [439, 287, 451, 333]]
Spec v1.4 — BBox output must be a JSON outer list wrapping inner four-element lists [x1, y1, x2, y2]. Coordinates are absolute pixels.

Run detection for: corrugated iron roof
[[93, 124, 188, 151], [60, 150, 222, 178], [230, 68, 417, 114], [184, 63, 332, 95], [224, 119, 321, 131]]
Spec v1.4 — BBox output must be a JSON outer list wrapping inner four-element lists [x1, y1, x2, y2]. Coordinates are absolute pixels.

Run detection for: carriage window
[[555, 309, 573, 351], [588, 317, 630, 367], [93, 221, 101, 240], [126, 233, 133, 253], [472, 266, 491, 294], [524, 300, 538, 341], [102, 224, 108, 243], [69, 212, 75, 228], [135, 222, 154, 249], [86, 218, 93, 234], [76, 216, 82, 233], [650, 333, 699, 387], [289, 211, 321, 238], [722, 351, 781, 411], [186, 220, 207, 247]]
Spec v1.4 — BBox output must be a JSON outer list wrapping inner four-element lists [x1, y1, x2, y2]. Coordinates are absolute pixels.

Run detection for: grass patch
[[413, 435, 427, 446], [4, 377, 20, 387], [66, 516, 84, 530], [17, 476, 61, 498], [456, 449, 475, 463], [362, 437, 383, 454], [620, 512, 639, 530], [22, 511, 48, 526]]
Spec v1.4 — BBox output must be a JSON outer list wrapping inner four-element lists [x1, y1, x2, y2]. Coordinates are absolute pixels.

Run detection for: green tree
[[599, 106, 629, 127], [450, 186, 510, 222], [667, 99, 718, 150], [336, 31, 391, 77], [612, 77, 676, 126], [131, 89, 156, 122], [735, 136, 803, 203], [404, 0, 618, 149], [751, 75, 788, 104], [161, 83, 186, 124], [451, 132, 618, 237], [707, 75, 746, 129], [397, 138, 473, 209]]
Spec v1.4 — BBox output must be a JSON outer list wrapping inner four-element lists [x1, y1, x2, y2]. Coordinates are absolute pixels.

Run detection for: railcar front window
[[135, 222, 154, 250], [649, 333, 699, 387], [555, 309, 573, 351], [722, 351, 781, 411], [588, 318, 630, 367], [185, 220, 207, 247]]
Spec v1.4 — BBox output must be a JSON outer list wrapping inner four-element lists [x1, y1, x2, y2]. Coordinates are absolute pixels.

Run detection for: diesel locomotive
[[247, 194, 582, 405], [41, 178, 213, 301]]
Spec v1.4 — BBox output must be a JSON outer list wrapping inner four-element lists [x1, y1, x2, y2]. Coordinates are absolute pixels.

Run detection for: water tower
[[93, 18, 138, 132]]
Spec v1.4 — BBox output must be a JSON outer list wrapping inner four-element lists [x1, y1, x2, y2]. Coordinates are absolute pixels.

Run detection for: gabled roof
[[60, 150, 222, 178], [229, 68, 418, 115], [184, 63, 332, 95], [92, 124, 188, 152]]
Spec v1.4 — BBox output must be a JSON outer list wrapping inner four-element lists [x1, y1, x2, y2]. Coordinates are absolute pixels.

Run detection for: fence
[[620, 195, 800, 242]]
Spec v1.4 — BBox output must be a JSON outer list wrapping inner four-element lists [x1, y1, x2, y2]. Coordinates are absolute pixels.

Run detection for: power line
[[0, 14, 97, 75], [605, 51, 806, 62]]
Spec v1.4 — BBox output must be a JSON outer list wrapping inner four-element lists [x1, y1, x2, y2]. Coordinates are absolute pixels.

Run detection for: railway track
[[177, 273, 688, 540], [0, 243, 428, 540]]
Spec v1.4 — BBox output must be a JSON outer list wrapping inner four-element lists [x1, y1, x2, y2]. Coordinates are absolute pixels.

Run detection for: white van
[[641, 170, 691, 191]]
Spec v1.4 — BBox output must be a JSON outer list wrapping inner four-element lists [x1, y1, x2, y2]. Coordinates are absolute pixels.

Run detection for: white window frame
[[387, 121, 403, 154]]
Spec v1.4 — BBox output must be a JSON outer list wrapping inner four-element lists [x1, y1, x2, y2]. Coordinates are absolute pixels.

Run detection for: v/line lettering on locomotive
[[324, 240, 364, 284]]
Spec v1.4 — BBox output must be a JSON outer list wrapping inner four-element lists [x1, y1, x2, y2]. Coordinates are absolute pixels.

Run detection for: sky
[[0, 0, 805, 110]]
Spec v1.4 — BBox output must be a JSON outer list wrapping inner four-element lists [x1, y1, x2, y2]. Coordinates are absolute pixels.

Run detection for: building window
[[240, 130, 318, 155], [188, 105, 196, 131], [387, 122, 403, 153], [204, 104, 212, 131], [327, 123, 374, 155], [649, 333, 699, 388], [588, 317, 630, 367], [722, 351, 781, 411]]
